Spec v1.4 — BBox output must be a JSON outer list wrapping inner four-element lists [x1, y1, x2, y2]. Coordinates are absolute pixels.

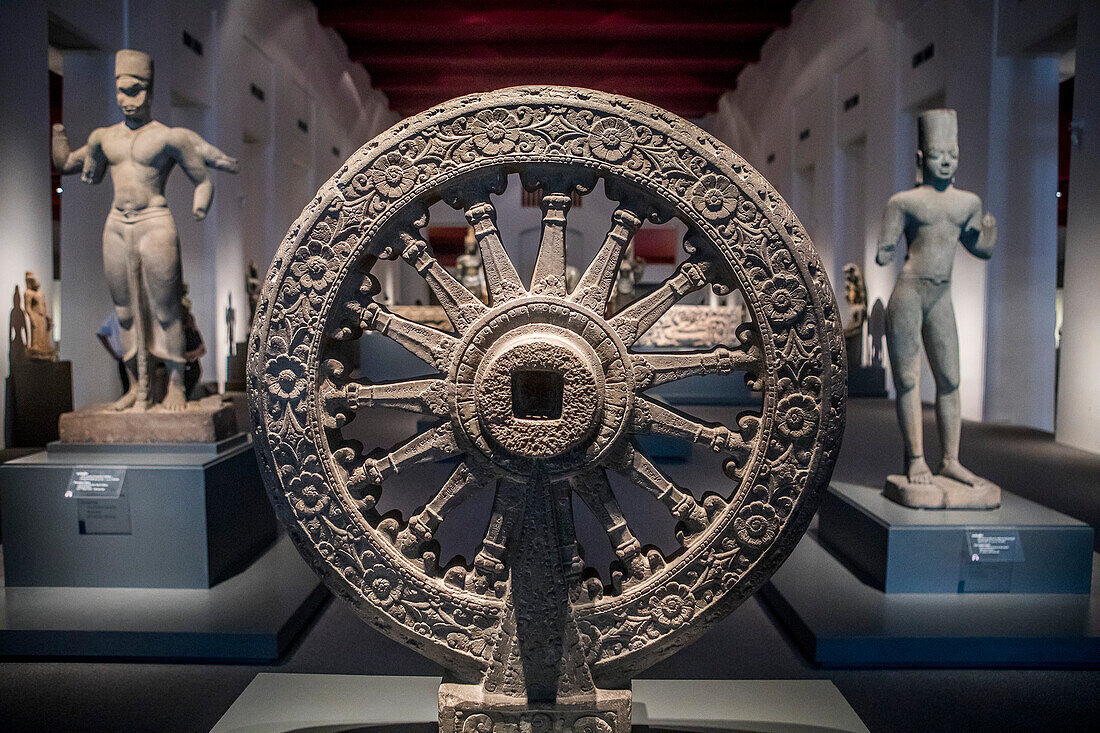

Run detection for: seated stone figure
[[876, 108, 999, 508]]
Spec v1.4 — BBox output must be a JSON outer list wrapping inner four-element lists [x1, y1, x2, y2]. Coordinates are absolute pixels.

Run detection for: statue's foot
[[159, 384, 188, 412], [111, 387, 139, 411], [938, 458, 985, 486], [906, 457, 935, 485]]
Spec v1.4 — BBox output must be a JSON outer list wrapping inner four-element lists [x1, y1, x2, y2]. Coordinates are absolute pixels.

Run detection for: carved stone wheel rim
[[249, 86, 846, 684]]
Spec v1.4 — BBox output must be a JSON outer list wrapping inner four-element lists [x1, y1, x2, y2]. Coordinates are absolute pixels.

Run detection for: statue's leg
[[885, 278, 933, 483], [102, 216, 140, 410], [924, 284, 982, 485], [137, 215, 187, 411]]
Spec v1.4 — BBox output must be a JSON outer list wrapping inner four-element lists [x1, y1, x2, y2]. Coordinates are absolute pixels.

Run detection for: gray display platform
[[847, 365, 887, 398], [762, 534, 1100, 667], [818, 482, 1094, 593], [0, 434, 276, 588], [0, 533, 327, 661], [211, 673, 869, 732]]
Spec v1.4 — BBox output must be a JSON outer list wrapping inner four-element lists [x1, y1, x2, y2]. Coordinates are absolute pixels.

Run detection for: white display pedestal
[[211, 673, 869, 732]]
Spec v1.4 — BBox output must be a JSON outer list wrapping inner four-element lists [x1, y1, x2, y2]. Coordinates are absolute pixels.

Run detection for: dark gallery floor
[[1, 399, 1098, 732]]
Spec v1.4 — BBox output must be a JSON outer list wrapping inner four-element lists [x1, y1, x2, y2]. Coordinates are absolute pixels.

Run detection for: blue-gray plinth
[[762, 535, 1100, 667], [211, 674, 869, 733], [818, 482, 1094, 593], [0, 435, 276, 588], [0, 533, 327, 660]]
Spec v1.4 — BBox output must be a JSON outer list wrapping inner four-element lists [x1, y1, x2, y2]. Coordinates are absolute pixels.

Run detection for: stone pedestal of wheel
[[439, 683, 630, 733]]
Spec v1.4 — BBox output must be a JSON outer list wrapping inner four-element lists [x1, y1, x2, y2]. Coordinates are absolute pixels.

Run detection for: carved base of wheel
[[440, 682, 630, 733]]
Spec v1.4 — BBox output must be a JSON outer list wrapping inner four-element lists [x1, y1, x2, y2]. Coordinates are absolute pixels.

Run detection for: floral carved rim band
[[248, 86, 846, 730]]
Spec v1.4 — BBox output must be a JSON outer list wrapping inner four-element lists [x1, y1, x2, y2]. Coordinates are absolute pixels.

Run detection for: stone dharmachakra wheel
[[248, 86, 846, 686]]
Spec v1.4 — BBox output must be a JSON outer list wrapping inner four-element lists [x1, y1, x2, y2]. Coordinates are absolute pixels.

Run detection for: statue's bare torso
[[882, 185, 983, 283]]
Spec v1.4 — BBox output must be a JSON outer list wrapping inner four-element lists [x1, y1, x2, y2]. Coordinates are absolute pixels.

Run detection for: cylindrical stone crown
[[917, 108, 957, 151], [115, 49, 153, 83]]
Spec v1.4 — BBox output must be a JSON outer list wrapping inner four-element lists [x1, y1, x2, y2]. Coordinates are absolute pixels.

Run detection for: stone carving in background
[[843, 263, 867, 368], [8, 285, 28, 365], [611, 242, 645, 313], [635, 304, 743, 349], [390, 304, 451, 330], [456, 227, 487, 303], [51, 49, 238, 412], [250, 87, 845, 732], [23, 271, 57, 361], [876, 108, 999, 509], [246, 260, 261, 327], [225, 292, 237, 356]]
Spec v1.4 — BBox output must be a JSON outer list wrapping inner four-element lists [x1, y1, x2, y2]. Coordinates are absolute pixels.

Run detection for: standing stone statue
[[23, 271, 57, 361], [225, 292, 237, 357], [611, 242, 645, 313], [245, 259, 261, 327], [456, 227, 487, 302], [876, 108, 999, 509], [842, 263, 867, 368], [51, 49, 238, 412]]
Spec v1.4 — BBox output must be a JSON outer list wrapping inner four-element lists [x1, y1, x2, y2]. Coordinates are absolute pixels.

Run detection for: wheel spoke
[[466, 479, 525, 594], [398, 231, 487, 330], [529, 192, 572, 297], [327, 377, 449, 421], [606, 442, 708, 539], [570, 469, 650, 583], [632, 343, 763, 390], [570, 205, 643, 313], [610, 259, 714, 346], [350, 424, 461, 490], [359, 302, 457, 371], [550, 479, 585, 582], [630, 396, 751, 466], [395, 461, 487, 557], [465, 200, 526, 304]]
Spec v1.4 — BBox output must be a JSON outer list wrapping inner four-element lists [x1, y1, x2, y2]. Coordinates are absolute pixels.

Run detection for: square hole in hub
[[511, 369, 564, 420]]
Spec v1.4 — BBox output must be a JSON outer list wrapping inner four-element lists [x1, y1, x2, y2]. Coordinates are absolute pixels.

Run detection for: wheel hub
[[454, 298, 634, 477]]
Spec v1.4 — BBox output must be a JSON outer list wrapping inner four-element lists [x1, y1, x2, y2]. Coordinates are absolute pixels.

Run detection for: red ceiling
[[314, 1, 796, 119]]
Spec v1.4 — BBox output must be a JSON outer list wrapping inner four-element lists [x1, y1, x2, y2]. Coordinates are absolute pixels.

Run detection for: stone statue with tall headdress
[[52, 50, 238, 411], [875, 108, 999, 508]]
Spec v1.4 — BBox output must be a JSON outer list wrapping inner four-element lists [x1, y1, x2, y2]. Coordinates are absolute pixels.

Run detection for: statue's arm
[[170, 129, 216, 220], [960, 197, 995, 260], [52, 124, 106, 182], [80, 129, 108, 184], [51, 124, 86, 174], [875, 196, 905, 266], [183, 129, 239, 173]]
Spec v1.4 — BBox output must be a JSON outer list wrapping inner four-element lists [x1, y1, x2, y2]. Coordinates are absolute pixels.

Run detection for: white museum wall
[[1052, 1, 1100, 454], [708, 0, 1076, 438], [0, 0, 398, 429], [0, 1, 55, 444]]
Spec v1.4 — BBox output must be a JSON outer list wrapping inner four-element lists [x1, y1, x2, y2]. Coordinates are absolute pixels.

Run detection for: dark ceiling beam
[[352, 54, 751, 76], [383, 89, 722, 119], [317, 6, 792, 36], [319, 11, 781, 43], [366, 68, 741, 91], [348, 38, 762, 66], [377, 77, 729, 99], [316, 0, 793, 19]]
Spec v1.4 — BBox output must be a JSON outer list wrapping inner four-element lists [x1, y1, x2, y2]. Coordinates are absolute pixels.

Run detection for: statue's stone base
[[883, 474, 1001, 509], [438, 683, 630, 733], [58, 395, 237, 444]]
